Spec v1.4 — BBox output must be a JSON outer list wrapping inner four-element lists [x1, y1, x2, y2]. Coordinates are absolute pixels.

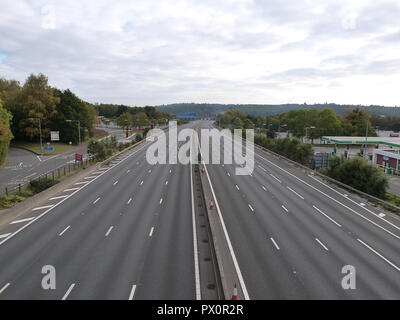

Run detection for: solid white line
[[159, 198, 163, 204], [235, 184, 240, 190], [37, 155, 42, 162], [200, 138, 249, 299], [140, 180, 143, 185], [0, 283, 10, 294], [149, 227, 154, 237], [127, 198, 132, 204], [59, 225, 71, 236], [270, 174, 282, 183], [270, 237, 280, 250], [105, 226, 114, 237], [113, 180, 118, 185], [61, 283, 75, 300], [190, 147, 201, 300], [84, 176, 97, 179], [0, 139, 150, 247], [308, 175, 400, 232], [281, 205, 288, 212], [63, 187, 80, 192], [357, 239, 400, 272], [315, 238, 329, 251], [250, 149, 400, 240], [286, 186, 305, 200], [10, 217, 35, 224], [32, 205, 54, 211], [74, 181, 88, 185], [248, 204, 254, 212], [313, 205, 342, 227], [93, 197, 100, 204], [257, 165, 267, 172], [0, 233, 12, 239], [128, 285, 136, 300], [49, 195, 69, 200]]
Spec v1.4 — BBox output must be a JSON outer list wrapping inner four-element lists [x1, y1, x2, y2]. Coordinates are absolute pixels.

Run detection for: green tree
[[132, 112, 150, 128], [341, 108, 376, 137], [0, 98, 13, 165], [116, 112, 133, 129]]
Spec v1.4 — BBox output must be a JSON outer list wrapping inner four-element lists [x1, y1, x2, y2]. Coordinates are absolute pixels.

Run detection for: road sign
[[50, 131, 60, 141], [177, 113, 197, 118], [44, 146, 54, 151], [75, 153, 83, 162]]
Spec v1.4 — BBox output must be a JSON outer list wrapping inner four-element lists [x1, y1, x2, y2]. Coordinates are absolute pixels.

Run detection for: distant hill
[[156, 103, 400, 118]]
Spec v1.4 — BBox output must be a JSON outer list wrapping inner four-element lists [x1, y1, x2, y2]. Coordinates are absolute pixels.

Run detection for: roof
[[322, 136, 400, 148]]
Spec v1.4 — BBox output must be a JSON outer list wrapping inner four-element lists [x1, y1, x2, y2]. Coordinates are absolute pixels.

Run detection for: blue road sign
[[44, 146, 54, 151], [177, 113, 197, 118]]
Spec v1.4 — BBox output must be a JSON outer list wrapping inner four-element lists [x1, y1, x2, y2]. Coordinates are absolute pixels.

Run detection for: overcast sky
[[1, 0, 400, 106]]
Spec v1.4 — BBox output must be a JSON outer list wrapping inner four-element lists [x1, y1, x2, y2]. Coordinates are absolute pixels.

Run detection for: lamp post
[[66, 120, 81, 145], [29, 118, 43, 154], [364, 107, 369, 160], [305, 126, 316, 143]]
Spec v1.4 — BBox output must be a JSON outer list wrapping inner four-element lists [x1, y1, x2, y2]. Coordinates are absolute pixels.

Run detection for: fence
[[2, 157, 95, 197]]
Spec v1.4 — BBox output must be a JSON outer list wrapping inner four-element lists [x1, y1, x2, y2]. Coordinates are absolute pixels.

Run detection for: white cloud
[[0, 0, 399, 106]]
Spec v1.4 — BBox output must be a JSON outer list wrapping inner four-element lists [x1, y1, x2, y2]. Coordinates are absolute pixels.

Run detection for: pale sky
[[1, 0, 400, 106]]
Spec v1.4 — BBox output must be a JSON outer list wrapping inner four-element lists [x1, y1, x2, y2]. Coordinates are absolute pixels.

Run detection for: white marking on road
[[270, 237, 280, 250], [379, 213, 386, 218], [315, 238, 329, 251], [24, 172, 37, 179], [281, 205, 288, 212], [10, 217, 35, 224], [0, 140, 150, 247], [270, 174, 281, 183], [257, 165, 267, 172], [127, 198, 132, 204], [199, 138, 249, 300], [227, 172, 230, 176], [169, 169, 172, 173], [286, 186, 305, 200], [74, 181, 88, 185], [248, 204, 254, 212], [128, 285, 136, 300], [148, 169, 151, 173], [165, 181, 168, 185], [63, 187, 80, 192], [0, 233, 12, 239], [261, 185, 267, 191], [59, 225, 71, 236], [159, 198, 163, 204], [149, 227, 154, 237], [140, 180, 143, 185], [113, 180, 118, 185], [360, 203, 366, 206], [37, 156, 42, 162], [357, 239, 400, 272], [127, 169, 130, 173], [105, 226, 114, 237], [0, 283, 10, 294], [235, 184, 240, 190], [32, 205, 54, 211], [84, 176, 97, 179], [61, 283, 75, 300], [313, 205, 342, 227], [93, 197, 100, 204]]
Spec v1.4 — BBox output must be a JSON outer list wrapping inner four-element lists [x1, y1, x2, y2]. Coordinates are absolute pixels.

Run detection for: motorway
[[0, 120, 399, 299], [198, 121, 400, 299]]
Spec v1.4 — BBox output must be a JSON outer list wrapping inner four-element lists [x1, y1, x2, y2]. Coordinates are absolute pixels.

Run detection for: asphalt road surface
[[0, 120, 399, 299]]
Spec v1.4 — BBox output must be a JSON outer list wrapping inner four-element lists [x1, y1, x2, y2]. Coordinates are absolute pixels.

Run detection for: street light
[[28, 117, 43, 154], [305, 126, 316, 143], [364, 106, 369, 160], [66, 119, 81, 145]]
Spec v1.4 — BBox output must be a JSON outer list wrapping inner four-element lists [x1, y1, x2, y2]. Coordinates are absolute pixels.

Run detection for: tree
[[0, 98, 13, 165], [132, 112, 150, 128], [232, 117, 244, 129], [13, 74, 59, 141], [116, 112, 133, 129], [341, 108, 376, 137]]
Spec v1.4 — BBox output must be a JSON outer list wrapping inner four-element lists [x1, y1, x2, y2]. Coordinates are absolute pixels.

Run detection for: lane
[[199, 121, 400, 299], [0, 122, 199, 300]]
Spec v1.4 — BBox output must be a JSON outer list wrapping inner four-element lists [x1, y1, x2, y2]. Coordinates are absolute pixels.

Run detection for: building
[[373, 149, 400, 174]]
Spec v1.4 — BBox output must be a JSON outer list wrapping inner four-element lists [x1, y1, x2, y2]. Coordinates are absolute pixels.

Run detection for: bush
[[325, 156, 388, 198], [29, 177, 57, 193]]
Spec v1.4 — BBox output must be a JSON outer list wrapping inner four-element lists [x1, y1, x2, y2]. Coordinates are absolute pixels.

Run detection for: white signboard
[[50, 131, 60, 141], [168, 121, 176, 127]]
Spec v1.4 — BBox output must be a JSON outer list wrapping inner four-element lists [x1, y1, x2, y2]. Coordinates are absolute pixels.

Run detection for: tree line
[[217, 107, 379, 140], [0, 74, 97, 146]]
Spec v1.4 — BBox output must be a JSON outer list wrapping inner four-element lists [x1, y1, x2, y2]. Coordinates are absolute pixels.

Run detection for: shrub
[[29, 177, 57, 193]]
